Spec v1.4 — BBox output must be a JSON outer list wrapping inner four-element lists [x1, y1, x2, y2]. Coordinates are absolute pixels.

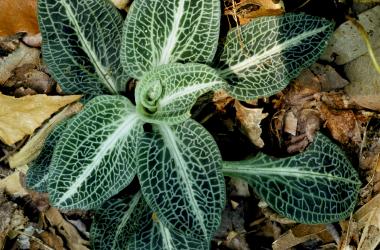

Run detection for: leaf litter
[[0, 0, 380, 249]]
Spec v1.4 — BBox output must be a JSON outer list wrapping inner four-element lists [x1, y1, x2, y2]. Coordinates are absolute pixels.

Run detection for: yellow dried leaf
[[9, 103, 83, 168], [0, 168, 28, 197], [0, 93, 81, 145]]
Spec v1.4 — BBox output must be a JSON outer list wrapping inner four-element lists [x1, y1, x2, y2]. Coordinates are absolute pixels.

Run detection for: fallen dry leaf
[[9, 102, 83, 168], [0, 93, 81, 145], [345, 47, 380, 111], [0, 0, 39, 36], [224, 0, 284, 25], [0, 43, 40, 84], [235, 100, 268, 148]]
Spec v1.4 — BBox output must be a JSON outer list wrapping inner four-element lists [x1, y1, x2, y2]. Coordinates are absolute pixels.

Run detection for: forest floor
[[0, 0, 380, 249]]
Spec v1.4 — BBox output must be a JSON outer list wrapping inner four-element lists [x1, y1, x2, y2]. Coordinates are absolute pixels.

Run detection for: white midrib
[[56, 114, 139, 206], [159, 222, 175, 250], [158, 0, 185, 65], [220, 25, 329, 77], [223, 166, 360, 185], [158, 81, 223, 108], [61, 0, 118, 94], [159, 125, 208, 237]]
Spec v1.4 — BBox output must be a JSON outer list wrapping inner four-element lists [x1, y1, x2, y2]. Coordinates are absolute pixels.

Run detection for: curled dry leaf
[[0, 93, 81, 145], [44, 208, 89, 250], [9, 102, 83, 168], [0, 43, 40, 84], [272, 224, 335, 250], [0, 0, 39, 36], [224, 0, 284, 25], [235, 100, 268, 148], [354, 193, 380, 250]]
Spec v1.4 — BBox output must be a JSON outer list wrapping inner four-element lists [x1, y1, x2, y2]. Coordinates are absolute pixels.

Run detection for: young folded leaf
[[26, 120, 68, 193], [90, 192, 150, 250], [38, 0, 128, 95], [218, 14, 334, 100], [48, 95, 143, 209], [136, 63, 227, 125], [121, 0, 221, 79], [137, 119, 225, 240], [128, 215, 209, 250], [222, 133, 361, 224]]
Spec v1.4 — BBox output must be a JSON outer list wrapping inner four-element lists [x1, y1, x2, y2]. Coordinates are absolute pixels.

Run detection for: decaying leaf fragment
[[235, 100, 268, 148], [0, 43, 40, 84], [224, 0, 284, 25], [0, 93, 81, 145], [110, 0, 131, 10]]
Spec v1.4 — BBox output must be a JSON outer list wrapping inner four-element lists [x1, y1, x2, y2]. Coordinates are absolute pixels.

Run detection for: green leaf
[[218, 13, 334, 100], [121, 0, 221, 79], [128, 215, 209, 250], [48, 95, 143, 210], [136, 63, 226, 125], [38, 0, 127, 95], [90, 192, 150, 250], [222, 133, 361, 224], [137, 119, 225, 240], [26, 121, 69, 193]]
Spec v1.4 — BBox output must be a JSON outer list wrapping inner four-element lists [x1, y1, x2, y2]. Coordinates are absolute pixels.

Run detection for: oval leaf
[[38, 0, 127, 95], [222, 133, 361, 224], [90, 192, 150, 250], [26, 120, 68, 193], [136, 63, 226, 124], [218, 13, 334, 100], [48, 95, 143, 209], [137, 119, 225, 240], [121, 0, 221, 79]]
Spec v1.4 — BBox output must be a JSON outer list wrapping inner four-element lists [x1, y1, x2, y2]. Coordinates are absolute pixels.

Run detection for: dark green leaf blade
[[137, 119, 225, 240], [121, 0, 221, 79], [48, 95, 143, 210], [222, 133, 361, 224], [218, 14, 334, 100], [26, 121, 68, 193], [136, 63, 226, 125], [38, 0, 127, 95], [90, 192, 150, 250]]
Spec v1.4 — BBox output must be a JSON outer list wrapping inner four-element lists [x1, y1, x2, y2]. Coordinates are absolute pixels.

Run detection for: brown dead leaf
[[0, 43, 40, 84], [235, 100, 268, 148], [44, 208, 89, 250], [213, 89, 234, 113], [0, 93, 81, 145], [0, 0, 39, 36], [37, 230, 64, 250], [224, 0, 284, 25], [9, 102, 83, 168]]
